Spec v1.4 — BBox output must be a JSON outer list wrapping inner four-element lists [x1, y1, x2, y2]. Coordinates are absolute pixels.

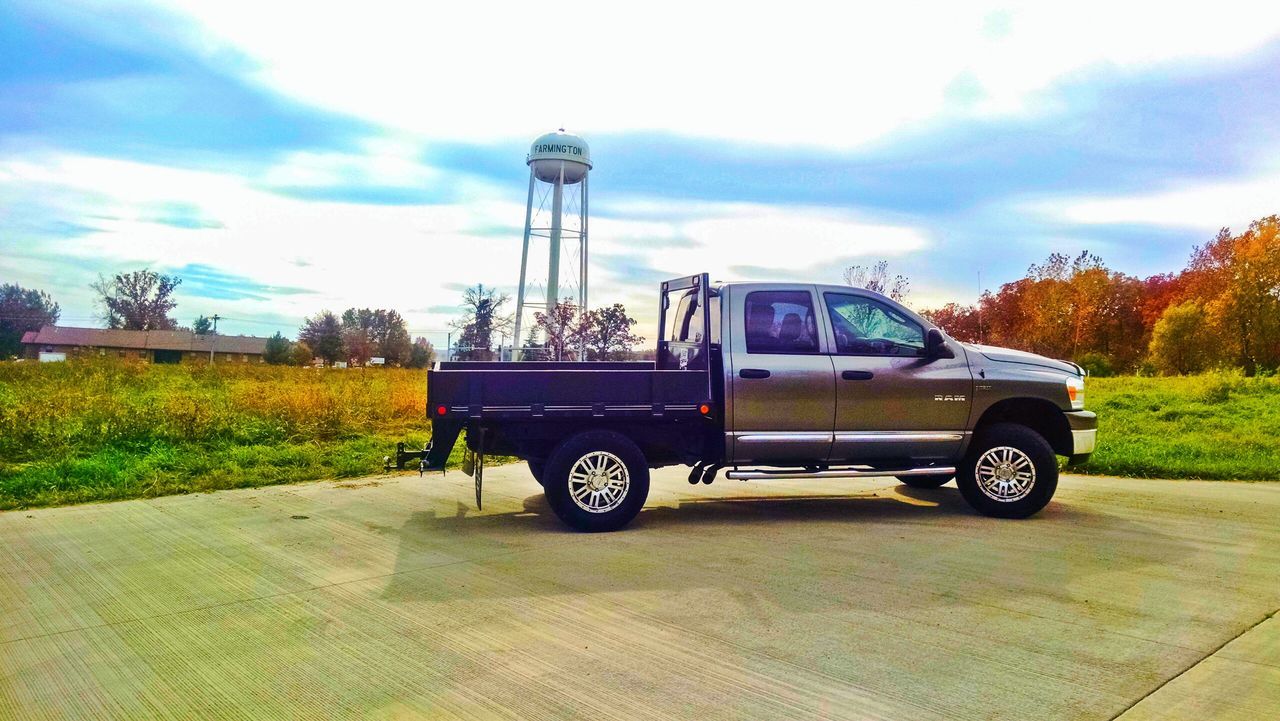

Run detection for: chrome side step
[[725, 466, 956, 481]]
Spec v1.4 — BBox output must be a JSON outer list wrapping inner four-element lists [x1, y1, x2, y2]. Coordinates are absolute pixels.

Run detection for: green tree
[[1148, 301, 1214, 375], [289, 340, 314, 366], [581, 303, 644, 360], [341, 308, 412, 366], [192, 315, 214, 335], [91, 269, 181, 330], [263, 332, 292, 365], [0, 283, 60, 358], [299, 312, 344, 365], [406, 337, 435, 368]]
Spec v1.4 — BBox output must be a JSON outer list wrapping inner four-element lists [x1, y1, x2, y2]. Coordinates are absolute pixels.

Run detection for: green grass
[[1076, 372, 1280, 480], [0, 360, 472, 510], [1, 361, 1276, 510]]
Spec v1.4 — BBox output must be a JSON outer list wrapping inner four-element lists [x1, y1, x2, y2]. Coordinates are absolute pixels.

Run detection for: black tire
[[896, 473, 953, 488], [956, 422, 1058, 519], [543, 430, 650, 532], [527, 460, 545, 486]]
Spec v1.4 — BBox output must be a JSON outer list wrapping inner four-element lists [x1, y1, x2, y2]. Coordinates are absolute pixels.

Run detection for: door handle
[[841, 370, 874, 381], [739, 368, 771, 379]]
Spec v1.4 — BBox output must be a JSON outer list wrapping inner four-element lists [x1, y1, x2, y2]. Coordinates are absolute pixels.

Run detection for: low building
[[21, 325, 271, 363]]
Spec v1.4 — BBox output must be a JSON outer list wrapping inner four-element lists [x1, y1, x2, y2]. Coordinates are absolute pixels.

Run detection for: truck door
[[821, 291, 972, 462], [728, 286, 836, 463]]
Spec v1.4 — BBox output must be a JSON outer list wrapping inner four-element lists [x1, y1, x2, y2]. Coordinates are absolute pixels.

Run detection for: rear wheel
[[543, 431, 650, 532], [896, 473, 953, 488], [956, 423, 1057, 518]]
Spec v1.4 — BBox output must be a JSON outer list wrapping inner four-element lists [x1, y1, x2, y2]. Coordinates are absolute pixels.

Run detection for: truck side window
[[744, 291, 819, 354], [824, 293, 925, 356]]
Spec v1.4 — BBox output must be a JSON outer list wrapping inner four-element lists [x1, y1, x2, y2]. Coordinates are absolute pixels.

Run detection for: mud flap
[[461, 429, 486, 510]]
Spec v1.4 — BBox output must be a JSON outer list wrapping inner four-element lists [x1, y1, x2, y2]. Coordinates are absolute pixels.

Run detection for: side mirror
[[925, 328, 954, 359]]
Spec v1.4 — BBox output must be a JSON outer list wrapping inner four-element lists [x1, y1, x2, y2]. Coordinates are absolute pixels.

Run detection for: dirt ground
[[2, 466, 1277, 720]]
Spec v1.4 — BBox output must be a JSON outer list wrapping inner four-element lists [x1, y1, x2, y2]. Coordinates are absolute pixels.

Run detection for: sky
[[2, 1, 1280, 345]]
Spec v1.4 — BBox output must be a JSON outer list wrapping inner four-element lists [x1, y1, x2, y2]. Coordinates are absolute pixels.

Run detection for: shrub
[[1077, 352, 1114, 377]]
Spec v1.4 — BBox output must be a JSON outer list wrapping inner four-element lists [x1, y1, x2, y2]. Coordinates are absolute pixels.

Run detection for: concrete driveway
[[2, 467, 1277, 720]]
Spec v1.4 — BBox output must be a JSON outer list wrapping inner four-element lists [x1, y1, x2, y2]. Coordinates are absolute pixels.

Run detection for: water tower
[[512, 129, 591, 360]]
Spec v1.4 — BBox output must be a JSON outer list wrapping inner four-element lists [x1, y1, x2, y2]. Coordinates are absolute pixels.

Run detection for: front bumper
[[1065, 410, 1097, 459]]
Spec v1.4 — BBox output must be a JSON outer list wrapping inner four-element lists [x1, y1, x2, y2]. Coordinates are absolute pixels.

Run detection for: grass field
[[0, 360, 450, 510], [1079, 373, 1280, 481], [1, 361, 1277, 510]]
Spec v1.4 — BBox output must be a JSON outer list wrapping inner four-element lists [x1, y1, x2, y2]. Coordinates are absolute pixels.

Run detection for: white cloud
[[1, 153, 937, 341], [125, 0, 1280, 147], [259, 136, 441, 190], [1024, 171, 1280, 233]]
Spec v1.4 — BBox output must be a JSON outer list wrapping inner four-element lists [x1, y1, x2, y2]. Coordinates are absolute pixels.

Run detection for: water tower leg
[[513, 170, 535, 361], [579, 174, 589, 361], [546, 164, 564, 314]]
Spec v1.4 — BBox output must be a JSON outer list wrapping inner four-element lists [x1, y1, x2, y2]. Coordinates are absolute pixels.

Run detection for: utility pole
[[208, 314, 221, 364]]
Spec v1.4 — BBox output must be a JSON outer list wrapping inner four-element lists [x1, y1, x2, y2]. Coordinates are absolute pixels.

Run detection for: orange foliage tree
[[918, 215, 1280, 374]]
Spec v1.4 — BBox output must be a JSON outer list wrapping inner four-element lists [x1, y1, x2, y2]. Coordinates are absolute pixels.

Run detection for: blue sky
[[2, 1, 1279, 343]]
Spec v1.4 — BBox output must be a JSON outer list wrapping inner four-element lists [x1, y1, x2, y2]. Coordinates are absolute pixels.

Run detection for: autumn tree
[[1148, 301, 1214, 375], [299, 311, 344, 365], [918, 252, 1150, 371], [0, 283, 60, 358], [919, 302, 982, 343], [452, 285, 512, 361], [1180, 217, 1280, 374], [92, 269, 181, 330]]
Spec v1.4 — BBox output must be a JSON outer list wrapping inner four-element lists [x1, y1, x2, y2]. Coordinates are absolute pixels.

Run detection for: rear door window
[[744, 291, 820, 354]]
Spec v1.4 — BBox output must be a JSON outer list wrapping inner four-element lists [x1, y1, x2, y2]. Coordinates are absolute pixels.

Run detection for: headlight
[[1065, 376, 1084, 410]]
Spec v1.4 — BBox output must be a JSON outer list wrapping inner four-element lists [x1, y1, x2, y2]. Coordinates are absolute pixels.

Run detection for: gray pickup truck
[[405, 273, 1096, 531]]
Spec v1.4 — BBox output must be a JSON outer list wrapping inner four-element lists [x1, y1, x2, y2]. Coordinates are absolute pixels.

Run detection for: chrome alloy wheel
[[975, 446, 1036, 502], [567, 451, 630, 513]]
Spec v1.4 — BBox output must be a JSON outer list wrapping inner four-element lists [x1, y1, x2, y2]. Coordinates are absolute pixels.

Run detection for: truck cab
[[417, 273, 1097, 531]]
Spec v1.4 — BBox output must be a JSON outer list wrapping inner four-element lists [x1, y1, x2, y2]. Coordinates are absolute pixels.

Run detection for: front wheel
[[543, 431, 650, 532], [956, 423, 1058, 519]]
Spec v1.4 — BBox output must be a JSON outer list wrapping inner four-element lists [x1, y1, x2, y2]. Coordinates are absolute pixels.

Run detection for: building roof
[[22, 325, 271, 355]]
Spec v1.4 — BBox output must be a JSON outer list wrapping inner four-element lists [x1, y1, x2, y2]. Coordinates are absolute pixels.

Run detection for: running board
[[725, 466, 956, 481]]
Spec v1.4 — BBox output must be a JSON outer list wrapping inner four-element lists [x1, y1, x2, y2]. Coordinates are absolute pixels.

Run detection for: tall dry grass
[[0, 359, 426, 461], [0, 359, 433, 508]]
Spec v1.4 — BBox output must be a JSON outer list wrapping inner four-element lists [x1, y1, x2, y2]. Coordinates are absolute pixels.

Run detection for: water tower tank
[[527, 129, 591, 184]]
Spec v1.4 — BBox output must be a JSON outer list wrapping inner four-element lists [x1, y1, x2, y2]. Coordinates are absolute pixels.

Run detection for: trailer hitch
[[383, 441, 442, 477]]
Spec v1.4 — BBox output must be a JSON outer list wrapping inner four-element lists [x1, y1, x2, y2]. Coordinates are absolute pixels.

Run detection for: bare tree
[[843, 261, 909, 302], [451, 284, 513, 360], [533, 299, 583, 361]]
